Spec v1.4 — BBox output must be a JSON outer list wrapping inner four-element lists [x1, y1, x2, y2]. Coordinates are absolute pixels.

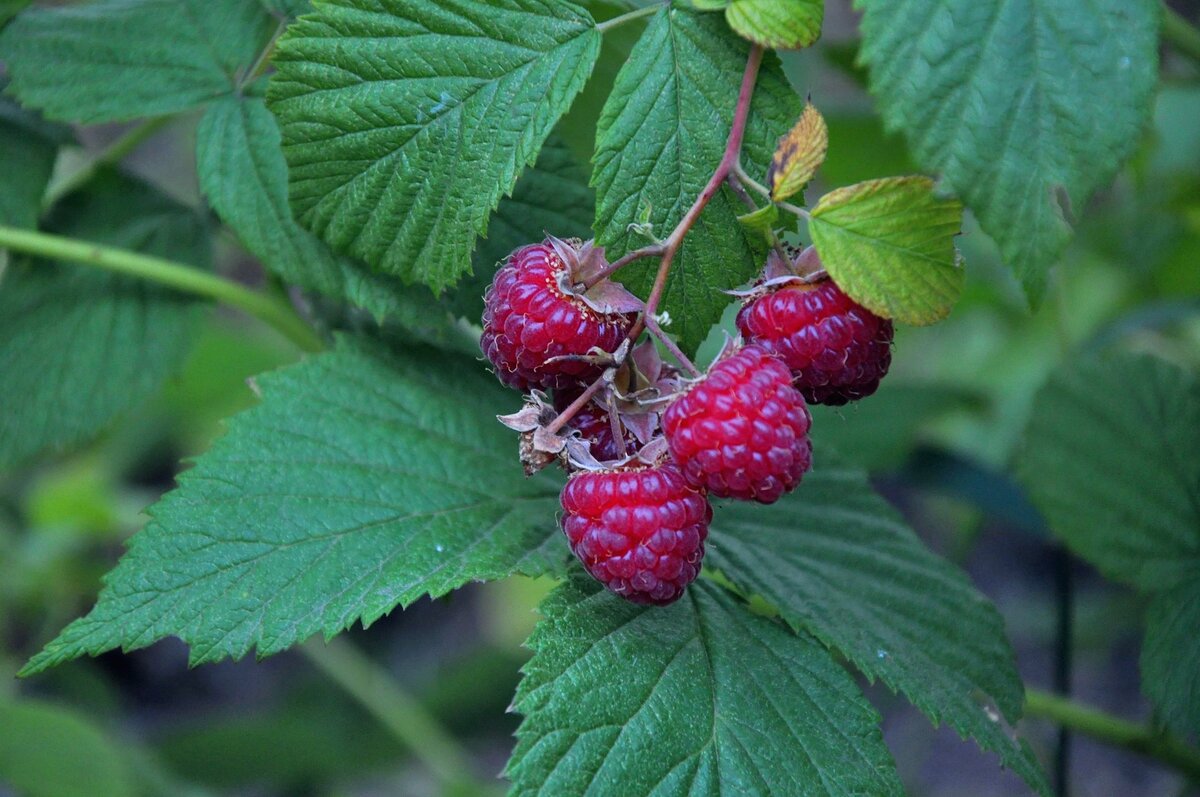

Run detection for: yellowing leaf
[[809, 176, 964, 325], [725, 0, 823, 49], [768, 102, 828, 201]]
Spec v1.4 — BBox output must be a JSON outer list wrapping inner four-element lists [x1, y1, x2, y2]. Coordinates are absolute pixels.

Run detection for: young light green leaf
[[0, 171, 209, 470], [0, 698, 135, 797], [1142, 579, 1200, 736], [736, 202, 780, 242], [768, 102, 828, 201], [447, 134, 595, 323], [0, 95, 68, 229], [197, 94, 418, 324], [706, 457, 1050, 796], [22, 338, 563, 675], [266, 0, 601, 292], [593, 7, 799, 354], [855, 0, 1159, 303], [508, 576, 903, 796], [1019, 354, 1200, 591], [0, 0, 276, 123], [725, 0, 823, 50], [809, 176, 965, 325], [690, 0, 730, 10]]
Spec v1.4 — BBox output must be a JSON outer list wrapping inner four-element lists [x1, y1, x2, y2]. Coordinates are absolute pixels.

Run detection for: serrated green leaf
[[447, 135, 595, 323], [0, 0, 275, 124], [0, 171, 209, 470], [1019, 354, 1200, 591], [725, 0, 823, 49], [0, 0, 30, 29], [809, 176, 965, 325], [0, 96, 64, 229], [22, 338, 563, 675], [855, 0, 1159, 302], [197, 93, 415, 323], [266, 0, 601, 291], [593, 7, 799, 354], [1142, 579, 1200, 736], [0, 698, 135, 797], [706, 457, 1050, 796], [508, 576, 903, 796]]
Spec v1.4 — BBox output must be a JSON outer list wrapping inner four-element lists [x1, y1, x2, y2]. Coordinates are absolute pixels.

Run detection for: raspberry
[[481, 242, 633, 391], [663, 344, 811, 504], [736, 279, 893, 406], [554, 390, 639, 462], [560, 463, 711, 605]]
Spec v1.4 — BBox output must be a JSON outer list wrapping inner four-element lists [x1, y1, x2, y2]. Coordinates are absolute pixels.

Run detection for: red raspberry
[[481, 242, 633, 391], [554, 390, 639, 462], [736, 279, 893, 405], [663, 344, 811, 504], [560, 463, 711, 605]]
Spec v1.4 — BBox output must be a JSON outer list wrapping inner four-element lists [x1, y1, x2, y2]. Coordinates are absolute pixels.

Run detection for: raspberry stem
[[549, 45, 765, 432]]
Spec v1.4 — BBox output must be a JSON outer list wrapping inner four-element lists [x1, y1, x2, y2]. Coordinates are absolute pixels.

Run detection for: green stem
[[1024, 689, 1200, 781], [42, 116, 172, 211], [1163, 4, 1200, 65], [596, 3, 659, 34], [301, 637, 492, 794], [0, 225, 323, 353]]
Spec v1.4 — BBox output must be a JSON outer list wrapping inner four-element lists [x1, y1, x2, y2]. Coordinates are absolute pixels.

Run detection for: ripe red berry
[[736, 279, 893, 406], [663, 344, 812, 504], [560, 463, 711, 605], [554, 390, 639, 462], [481, 242, 633, 391]]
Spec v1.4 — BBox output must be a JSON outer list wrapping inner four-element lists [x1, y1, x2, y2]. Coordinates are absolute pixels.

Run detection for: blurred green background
[[2, 1, 1199, 796]]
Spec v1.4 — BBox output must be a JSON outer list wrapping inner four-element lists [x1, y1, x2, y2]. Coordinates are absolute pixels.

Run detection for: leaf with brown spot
[[768, 102, 828, 202]]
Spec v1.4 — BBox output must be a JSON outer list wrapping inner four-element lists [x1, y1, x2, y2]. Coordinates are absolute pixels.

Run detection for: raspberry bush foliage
[[1, 0, 1192, 794]]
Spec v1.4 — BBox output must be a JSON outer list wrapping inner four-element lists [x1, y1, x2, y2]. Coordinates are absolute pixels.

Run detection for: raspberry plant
[[0, 0, 1197, 795]]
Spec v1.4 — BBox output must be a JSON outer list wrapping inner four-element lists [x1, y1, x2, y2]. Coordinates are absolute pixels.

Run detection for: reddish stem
[[581, 244, 664, 290], [549, 45, 764, 431]]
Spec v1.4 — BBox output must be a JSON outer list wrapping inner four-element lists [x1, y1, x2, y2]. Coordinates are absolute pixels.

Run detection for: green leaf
[[706, 457, 1051, 796], [0, 0, 275, 124], [725, 0, 823, 50], [508, 576, 903, 796], [22, 338, 563, 675], [0, 171, 210, 469], [593, 7, 799, 354], [0, 0, 30, 29], [258, 0, 311, 17], [735, 202, 780, 242], [0, 698, 135, 797], [197, 93, 412, 322], [809, 176, 965, 325], [1142, 579, 1200, 736], [0, 95, 66, 229], [266, 0, 601, 291], [448, 134, 595, 323], [1019, 354, 1200, 591], [855, 0, 1159, 302]]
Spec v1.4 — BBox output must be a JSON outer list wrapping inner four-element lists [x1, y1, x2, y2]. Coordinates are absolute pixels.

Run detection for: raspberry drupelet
[[663, 344, 812, 504], [736, 279, 893, 406], [560, 462, 711, 605], [481, 242, 633, 392]]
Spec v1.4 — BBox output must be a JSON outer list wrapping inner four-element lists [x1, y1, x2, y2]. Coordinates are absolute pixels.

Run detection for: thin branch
[[41, 116, 171, 211], [732, 161, 773, 201], [1163, 4, 1200, 65], [301, 638, 496, 794], [0, 225, 323, 352], [726, 172, 790, 264], [582, 243, 665, 290], [777, 199, 811, 221], [596, 3, 660, 34], [1024, 689, 1200, 781]]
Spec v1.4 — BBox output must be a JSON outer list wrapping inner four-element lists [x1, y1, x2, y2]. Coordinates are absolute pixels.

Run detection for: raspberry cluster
[[484, 240, 892, 606]]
